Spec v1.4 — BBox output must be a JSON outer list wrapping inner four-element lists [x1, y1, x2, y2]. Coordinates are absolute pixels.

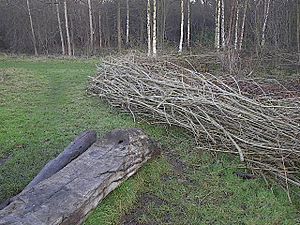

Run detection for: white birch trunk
[[234, 0, 240, 50], [261, 0, 271, 47], [117, 0, 122, 51], [126, 0, 130, 45], [26, 0, 38, 55], [64, 0, 72, 56], [147, 0, 151, 57], [238, 0, 248, 50], [152, 0, 157, 57], [56, 0, 65, 55], [88, 0, 94, 51], [221, 0, 225, 49], [178, 0, 184, 53], [297, 0, 300, 63], [214, 0, 221, 50], [187, 0, 191, 49]]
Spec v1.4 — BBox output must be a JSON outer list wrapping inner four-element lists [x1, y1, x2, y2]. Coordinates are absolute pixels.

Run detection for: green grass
[[0, 55, 299, 224]]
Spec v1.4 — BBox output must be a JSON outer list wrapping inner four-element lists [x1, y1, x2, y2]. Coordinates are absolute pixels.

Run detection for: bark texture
[[0, 129, 159, 225]]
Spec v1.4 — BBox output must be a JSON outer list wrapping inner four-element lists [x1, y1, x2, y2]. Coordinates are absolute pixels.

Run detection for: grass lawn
[[0, 55, 299, 224]]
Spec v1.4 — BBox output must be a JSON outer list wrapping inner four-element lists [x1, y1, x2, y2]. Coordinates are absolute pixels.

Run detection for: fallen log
[[0, 130, 97, 211], [0, 129, 159, 225], [26, 130, 97, 191]]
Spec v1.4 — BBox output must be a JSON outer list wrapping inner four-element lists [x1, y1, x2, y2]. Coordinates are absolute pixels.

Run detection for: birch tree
[[187, 0, 191, 49], [64, 0, 71, 56], [26, 0, 38, 55], [88, 0, 94, 51], [178, 0, 184, 53], [238, 0, 248, 50], [234, 0, 240, 50], [297, 0, 299, 62], [56, 0, 65, 55], [152, 0, 157, 57], [221, 0, 225, 49], [147, 0, 151, 56], [126, 0, 130, 45], [261, 0, 271, 47], [117, 0, 122, 51], [215, 0, 221, 50]]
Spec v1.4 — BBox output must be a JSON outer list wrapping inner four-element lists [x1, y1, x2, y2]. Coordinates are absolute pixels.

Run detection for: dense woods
[[0, 0, 299, 56]]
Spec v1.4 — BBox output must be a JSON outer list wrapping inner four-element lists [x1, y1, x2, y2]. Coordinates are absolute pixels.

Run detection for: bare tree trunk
[[261, 0, 271, 47], [117, 0, 122, 51], [297, 0, 300, 63], [139, 11, 144, 45], [99, 11, 102, 49], [215, 0, 221, 50], [64, 0, 71, 56], [187, 0, 191, 50], [26, 0, 38, 55], [147, 0, 152, 56], [221, 0, 225, 49], [238, 0, 248, 50], [178, 0, 184, 53], [161, 0, 166, 48], [70, 15, 75, 55], [227, 2, 235, 47], [56, 0, 65, 55], [88, 0, 94, 52], [234, 0, 240, 50], [152, 0, 157, 58], [152, 0, 157, 57], [126, 0, 130, 45]]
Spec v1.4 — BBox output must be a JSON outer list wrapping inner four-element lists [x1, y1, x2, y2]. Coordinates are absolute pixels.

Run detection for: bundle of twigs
[[89, 54, 300, 195]]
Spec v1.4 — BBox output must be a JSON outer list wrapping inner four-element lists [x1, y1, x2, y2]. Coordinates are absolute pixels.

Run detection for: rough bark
[[25, 131, 97, 191], [0, 129, 159, 225], [56, 0, 65, 55], [26, 0, 38, 55], [64, 0, 71, 56]]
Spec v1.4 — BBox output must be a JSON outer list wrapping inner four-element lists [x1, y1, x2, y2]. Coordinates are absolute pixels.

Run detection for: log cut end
[[0, 128, 160, 225]]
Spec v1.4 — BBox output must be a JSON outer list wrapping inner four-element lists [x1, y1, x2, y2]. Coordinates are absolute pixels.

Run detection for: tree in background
[[0, 0, 298, 58]]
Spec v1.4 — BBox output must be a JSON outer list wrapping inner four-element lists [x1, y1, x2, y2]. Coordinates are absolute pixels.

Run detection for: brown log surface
[[0, 129, 159, 225]]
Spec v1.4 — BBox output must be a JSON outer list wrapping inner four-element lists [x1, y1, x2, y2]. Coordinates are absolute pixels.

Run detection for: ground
[[0, 55, 299, 224]]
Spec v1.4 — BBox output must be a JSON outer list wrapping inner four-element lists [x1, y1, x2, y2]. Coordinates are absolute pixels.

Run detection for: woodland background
[[0, 0, 299, 57]]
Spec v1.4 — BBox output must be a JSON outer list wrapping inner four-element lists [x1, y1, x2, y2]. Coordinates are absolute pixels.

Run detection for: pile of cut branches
[[89, 54, 300, 195]]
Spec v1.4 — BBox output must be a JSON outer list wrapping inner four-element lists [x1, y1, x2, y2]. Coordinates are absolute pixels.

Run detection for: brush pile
[[89, 54, 300, 192]]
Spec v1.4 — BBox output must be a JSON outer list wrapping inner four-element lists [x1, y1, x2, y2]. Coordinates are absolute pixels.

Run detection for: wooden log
[[0, 131, 97, 211], [0, 129, 159, 225], [25, 130, 97, 190]]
